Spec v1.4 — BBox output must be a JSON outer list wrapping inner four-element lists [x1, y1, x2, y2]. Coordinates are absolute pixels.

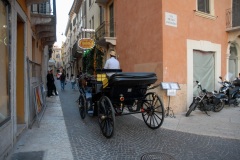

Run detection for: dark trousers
[[52, 84, 58, 95], [47, 83, 53, 97], [47, 82, 57, 96]]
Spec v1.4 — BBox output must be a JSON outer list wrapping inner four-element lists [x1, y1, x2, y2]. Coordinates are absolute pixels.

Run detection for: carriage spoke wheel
[[141, 92, 164, 129], [78, 94, 86, 119], [98, 96, 115, 138]]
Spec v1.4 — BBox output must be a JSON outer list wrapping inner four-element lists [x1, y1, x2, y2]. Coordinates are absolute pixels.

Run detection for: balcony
[[30, 0, 56, 47], [95, 0, 109, 5], [226, 8, 240, 32], [95, 21, 116, 47], [72, 42, 83, 59]]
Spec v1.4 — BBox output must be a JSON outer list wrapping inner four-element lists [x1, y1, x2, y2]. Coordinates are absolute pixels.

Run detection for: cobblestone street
[[59, 84, 240, 160]]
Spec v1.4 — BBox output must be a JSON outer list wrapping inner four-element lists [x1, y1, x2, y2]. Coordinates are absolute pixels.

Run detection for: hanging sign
[[78, 38, 95, 49]]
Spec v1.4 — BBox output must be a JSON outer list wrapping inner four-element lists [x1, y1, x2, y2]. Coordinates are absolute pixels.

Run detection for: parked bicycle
[[186, 81, 226, 117]]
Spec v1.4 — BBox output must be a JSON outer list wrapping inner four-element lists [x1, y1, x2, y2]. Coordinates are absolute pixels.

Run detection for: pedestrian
[[60, 70, 66, 90], [66, 73, 70, 84], [70, 74, 76, 89], [47, 69, 58, 97], [104, 50, 120, 77]]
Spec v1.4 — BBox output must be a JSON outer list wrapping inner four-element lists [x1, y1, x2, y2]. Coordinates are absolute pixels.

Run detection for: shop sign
[[78, 38, 95, 49]]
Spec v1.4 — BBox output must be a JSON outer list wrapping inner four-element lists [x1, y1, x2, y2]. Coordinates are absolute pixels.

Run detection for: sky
[[55, 0, 74, 46]]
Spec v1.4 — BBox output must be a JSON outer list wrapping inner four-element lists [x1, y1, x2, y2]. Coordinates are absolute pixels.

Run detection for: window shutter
[[232, 0, 240, 27]]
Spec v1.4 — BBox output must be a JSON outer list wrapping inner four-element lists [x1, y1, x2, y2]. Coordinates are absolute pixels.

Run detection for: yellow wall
[[16, 0, 28, 13], [17, 20, 25, 123]]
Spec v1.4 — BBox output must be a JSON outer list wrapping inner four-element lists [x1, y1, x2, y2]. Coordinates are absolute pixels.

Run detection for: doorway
[[16, 15, 25, 129], [193, 50, 215, 96]]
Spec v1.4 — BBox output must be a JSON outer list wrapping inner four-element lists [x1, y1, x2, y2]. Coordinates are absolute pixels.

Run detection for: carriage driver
[[104, 50, 120, 77]]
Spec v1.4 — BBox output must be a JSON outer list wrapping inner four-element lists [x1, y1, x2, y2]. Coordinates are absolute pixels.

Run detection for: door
[[193, 50, 215, 96]]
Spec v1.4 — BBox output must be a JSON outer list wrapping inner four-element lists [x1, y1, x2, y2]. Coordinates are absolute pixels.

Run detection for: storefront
[[0, 0, 12, 159], [0, 0, 10, 127]]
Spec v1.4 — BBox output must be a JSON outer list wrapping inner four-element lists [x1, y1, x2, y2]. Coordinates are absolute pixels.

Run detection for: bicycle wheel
[[98, 96, 115, 138], [78, 94, 86, 119], [186, 99, 198, 117], [141, 92, 164, 129]]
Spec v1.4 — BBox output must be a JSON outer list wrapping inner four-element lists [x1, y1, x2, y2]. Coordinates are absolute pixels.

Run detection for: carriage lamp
[[119, 94, 124, 101]]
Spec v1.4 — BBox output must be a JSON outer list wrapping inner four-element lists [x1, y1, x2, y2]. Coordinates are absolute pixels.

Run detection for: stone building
[[0, 0, 56, 158]]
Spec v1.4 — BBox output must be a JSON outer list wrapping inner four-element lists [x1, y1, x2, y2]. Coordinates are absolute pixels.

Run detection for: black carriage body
[[79, 71, 165, 138], [88, 72, 157, 114], [105, 72, 157, 105]]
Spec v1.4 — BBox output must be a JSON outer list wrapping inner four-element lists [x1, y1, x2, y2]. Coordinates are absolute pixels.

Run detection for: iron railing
[[226, 8, 240, 29], [95, 21, 116, 41]]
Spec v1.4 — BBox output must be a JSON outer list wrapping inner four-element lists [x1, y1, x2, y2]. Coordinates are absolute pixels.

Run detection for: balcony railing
[[226, 8, 240, 29], [95, 21, 116, 41]]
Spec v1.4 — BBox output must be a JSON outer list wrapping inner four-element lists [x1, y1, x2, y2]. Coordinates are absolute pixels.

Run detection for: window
[[99, 6, 104, 24], [56, 54, 60, 59], [196, 0, 216, 19], [109, 3, 114, 37], [197, 0, 210, 14], [92, 16, 94, 29], [73, 17, 76, 26], [0, 0, 10, 125], [232, 0, 240, 27], [39, 3, 47, 14], [89, 20, 91, 30], [89, 0, 92, 7], [83, 1, 86, 16]]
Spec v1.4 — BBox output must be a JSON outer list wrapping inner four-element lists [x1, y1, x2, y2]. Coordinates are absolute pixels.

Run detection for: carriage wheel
[[141, 92, 164, 129], [98, 96, 115, 138], [78, 94, 86, 119]]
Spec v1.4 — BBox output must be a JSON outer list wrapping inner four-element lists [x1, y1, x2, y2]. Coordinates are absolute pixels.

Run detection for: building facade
[[95, 0, 240, 114], [63, 0, 240, 114], [0, 0, 56, 159]]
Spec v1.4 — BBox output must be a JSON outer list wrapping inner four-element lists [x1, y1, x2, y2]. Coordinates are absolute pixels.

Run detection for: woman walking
[[60, 70, 66, 90]]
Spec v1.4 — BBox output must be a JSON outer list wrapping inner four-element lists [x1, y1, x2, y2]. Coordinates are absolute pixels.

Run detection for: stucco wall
[[115, 0, 231, 114], [162, 0, 229, 83], [116, 0, 163, 80]]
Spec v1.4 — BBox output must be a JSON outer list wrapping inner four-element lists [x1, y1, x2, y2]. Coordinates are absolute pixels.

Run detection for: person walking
[[70, 74, 76, 89], [47, 69, 58, 97], [60, 70, 66, 90]]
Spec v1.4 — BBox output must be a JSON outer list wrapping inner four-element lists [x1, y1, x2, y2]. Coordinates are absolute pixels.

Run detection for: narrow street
[[57, 81, 240, 160]]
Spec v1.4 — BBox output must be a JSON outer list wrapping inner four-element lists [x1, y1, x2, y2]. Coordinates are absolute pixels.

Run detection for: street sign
[[78, 38, 95, 49]]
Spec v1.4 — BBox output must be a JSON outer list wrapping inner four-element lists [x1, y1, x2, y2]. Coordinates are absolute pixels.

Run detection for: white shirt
[[104, 57, 120, 77]]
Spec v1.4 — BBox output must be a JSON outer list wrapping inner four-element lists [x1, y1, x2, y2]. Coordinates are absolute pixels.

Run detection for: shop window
[[0, 0, 10, 125]]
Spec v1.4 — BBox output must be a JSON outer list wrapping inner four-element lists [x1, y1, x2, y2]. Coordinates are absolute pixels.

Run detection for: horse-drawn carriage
[[77, 69, 164, 138]]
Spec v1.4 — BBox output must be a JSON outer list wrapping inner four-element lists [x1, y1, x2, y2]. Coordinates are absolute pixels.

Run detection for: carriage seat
[[108, 72, 157, 86]]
